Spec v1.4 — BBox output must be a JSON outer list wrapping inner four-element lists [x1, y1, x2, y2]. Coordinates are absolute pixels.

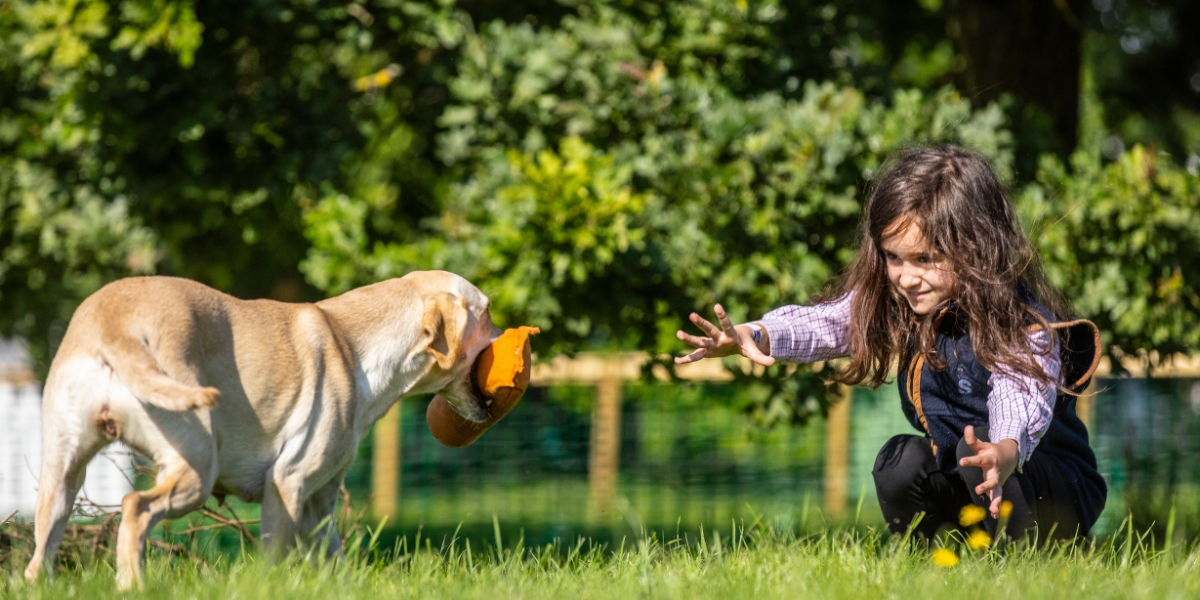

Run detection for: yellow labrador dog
[[23, 271, 500, 589]]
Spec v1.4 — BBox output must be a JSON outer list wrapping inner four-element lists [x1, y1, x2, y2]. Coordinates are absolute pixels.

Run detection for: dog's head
[[411, 272, 502, 423]]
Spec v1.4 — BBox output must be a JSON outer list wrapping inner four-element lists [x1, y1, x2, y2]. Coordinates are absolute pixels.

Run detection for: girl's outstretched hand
[[958, 425, 1019, 518], [675, 304, 775, 367]]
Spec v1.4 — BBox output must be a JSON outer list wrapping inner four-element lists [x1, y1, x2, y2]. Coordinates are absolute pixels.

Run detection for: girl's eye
[[884, 252, 899, 261]]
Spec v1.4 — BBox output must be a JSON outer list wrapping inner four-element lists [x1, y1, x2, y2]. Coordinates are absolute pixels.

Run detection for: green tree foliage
[[0, 0, 465, 369], [1021, 145, 1200, 365], [301, 8, 1014, 423], [1, 0, 1197, 424], [1084, 0, 1200, 161], [1, 0, 164, 365]]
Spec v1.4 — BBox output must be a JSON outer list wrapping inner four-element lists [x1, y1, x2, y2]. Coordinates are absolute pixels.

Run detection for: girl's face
[[881, 220, 957, 315]]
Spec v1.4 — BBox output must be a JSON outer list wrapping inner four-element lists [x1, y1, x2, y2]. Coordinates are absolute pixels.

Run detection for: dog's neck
[[316, 287, 433, 429]]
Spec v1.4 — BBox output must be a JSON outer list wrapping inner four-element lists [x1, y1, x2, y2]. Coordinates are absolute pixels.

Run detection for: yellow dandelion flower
[[931, 548, 960, 568], [999, 501, 1013, 518], [959, 504, 987, 527], [967, 529, 992, 550]]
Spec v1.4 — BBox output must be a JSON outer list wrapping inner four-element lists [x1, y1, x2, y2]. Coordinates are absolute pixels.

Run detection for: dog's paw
[[192, 387, 221, 410]]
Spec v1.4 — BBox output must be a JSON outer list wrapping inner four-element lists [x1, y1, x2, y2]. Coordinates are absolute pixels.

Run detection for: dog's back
[[47, 276, 353, 441]]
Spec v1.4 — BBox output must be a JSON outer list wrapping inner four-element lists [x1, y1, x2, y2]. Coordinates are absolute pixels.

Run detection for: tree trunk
[[946, 0, 1087, 153]]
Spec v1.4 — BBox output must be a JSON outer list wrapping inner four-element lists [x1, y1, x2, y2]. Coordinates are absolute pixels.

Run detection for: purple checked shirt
[[751, 294, 1058, 469]]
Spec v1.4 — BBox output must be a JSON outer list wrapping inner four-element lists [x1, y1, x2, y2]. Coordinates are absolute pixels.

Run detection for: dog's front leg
[[260, 469, 303, 557], [261, 471, 346, 559], [300, 476, 346, 558]]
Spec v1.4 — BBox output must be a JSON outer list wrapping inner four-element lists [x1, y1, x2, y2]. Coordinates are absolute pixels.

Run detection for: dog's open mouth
[[459, 351, 492, 422], [430, 349, 492, 423], [438, 390, 489, 424], [428, 326, 536, 447], [460, 393, 490, 423]]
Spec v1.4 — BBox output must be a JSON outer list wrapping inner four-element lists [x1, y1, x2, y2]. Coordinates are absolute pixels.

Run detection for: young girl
[[676, 145, 1106, 540]]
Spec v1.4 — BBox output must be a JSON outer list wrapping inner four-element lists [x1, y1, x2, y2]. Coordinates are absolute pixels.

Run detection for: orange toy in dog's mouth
[[426, 326, 540, 447]]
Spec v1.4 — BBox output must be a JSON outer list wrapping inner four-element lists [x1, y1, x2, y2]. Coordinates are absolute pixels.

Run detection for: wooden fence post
[[823, 384, 852, 520], [1078, 378, 1096, 431], [371, 402, 401, 519], [588, 370, 622, 521]]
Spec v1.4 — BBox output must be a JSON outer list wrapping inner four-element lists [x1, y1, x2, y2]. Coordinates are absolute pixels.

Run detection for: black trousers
[[871, 428, 1085, 541]]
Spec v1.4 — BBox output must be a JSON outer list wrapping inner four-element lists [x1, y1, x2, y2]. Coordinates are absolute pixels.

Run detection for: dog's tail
[[99, 333, 220, 412]]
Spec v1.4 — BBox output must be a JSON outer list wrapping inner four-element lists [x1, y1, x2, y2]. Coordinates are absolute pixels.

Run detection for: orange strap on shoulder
[[1027, 318, 1103, 392], [906, 353, 936, 456]]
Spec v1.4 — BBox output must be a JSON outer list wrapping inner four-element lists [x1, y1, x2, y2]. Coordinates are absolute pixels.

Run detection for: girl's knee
[[873, 435, 935, 499], [874, 435, 934, 471]]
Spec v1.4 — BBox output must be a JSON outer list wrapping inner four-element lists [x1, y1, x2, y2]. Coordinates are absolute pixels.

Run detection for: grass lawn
[[5, 518, 1200, 599]]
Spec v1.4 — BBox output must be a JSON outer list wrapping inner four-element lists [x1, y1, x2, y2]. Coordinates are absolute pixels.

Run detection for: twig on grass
[[337, 484, 371, 553], [147, 538, 211, 568], [199, 505, 261, 546], [1, 490, 264, 571]]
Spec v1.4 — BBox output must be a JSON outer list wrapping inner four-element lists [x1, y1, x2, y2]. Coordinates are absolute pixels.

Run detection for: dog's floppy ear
[[421, 291, 469, 370]]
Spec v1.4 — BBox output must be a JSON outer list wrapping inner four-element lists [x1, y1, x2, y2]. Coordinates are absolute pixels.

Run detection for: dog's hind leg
[[114, 453, 214, 591], [298, 474, 346, 558], [23, 433, 106, 582]]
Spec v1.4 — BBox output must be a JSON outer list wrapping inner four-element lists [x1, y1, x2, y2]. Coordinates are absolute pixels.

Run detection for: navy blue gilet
[[895, 303, 1108, 530]]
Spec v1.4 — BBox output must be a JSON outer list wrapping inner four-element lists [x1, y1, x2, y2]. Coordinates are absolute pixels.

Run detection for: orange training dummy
[[426, 326, 540, 447]]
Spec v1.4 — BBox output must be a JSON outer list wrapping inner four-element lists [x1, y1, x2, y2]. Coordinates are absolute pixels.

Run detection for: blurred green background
[[143, 377, 1200, 554], [2, 0, 1198, 547], [349, 378, 1198, 546]]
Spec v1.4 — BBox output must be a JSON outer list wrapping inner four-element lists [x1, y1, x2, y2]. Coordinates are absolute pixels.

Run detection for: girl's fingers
[[958, 426, 998, 469], [958, 454, 989, 468], [963, 425, 982, 450], [989, 486, 1004, 517], [690, 312, 723, 339], [959, 425, 1007, 515], [714, 304, 736, 333], [676, 330, 715, 348], [975, 469, 999, 497], [674, 347, 708, 364], [747, 353, 777, 367], [742, 339, 777, 367]]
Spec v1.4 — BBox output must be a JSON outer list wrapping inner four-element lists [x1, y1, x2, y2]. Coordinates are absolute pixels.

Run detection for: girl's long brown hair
[[830, 144, 1068, 389]]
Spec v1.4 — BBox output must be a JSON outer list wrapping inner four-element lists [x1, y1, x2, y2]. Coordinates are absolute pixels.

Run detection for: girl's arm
[[986, 329, 1060, 470], [961, 330, 1060, 517], [675, 294, 852, 365], [753, 293, 853, 363]]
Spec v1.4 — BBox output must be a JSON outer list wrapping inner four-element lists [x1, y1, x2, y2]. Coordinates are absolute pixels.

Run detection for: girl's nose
[[899, 265, 923, 289]]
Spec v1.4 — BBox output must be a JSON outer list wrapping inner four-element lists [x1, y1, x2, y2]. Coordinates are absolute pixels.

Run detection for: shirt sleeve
[[986, 328, 1059, 470], [749, 293, 853, 363]]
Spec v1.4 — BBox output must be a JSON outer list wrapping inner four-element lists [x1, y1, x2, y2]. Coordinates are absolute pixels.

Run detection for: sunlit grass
[[6, 515, 1200, 600], [386, 480, 864, 535]]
